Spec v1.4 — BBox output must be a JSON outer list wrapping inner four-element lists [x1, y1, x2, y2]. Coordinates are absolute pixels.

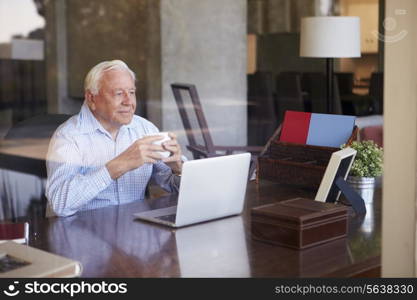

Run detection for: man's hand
[[106, 135, 165, 180], [161, 132, 183, 175]]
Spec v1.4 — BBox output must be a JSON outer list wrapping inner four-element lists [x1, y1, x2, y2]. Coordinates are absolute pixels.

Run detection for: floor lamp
[[300, 16, 361, 114]]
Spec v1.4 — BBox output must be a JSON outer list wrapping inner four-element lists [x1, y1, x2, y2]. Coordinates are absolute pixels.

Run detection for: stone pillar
[[383, 0, 417, 277], [159, 0, 247, 157]]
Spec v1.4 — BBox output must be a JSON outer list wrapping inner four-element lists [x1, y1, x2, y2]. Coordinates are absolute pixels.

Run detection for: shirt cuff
[[93, 166, 114, 191]]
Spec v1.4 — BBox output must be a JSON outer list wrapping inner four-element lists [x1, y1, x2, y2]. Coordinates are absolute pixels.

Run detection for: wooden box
[[251, 198, 348, 249], [257, 126, 358, 189]]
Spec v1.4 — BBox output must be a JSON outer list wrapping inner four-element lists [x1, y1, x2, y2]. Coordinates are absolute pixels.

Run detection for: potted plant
[[342, 140, 383, 188]]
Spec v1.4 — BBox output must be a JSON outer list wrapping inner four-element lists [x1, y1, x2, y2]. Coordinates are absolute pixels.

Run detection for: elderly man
[[46, 60, 182, 217]]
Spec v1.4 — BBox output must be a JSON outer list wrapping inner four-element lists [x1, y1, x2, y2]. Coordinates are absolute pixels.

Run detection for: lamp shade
[[300, 16, 361, 58]]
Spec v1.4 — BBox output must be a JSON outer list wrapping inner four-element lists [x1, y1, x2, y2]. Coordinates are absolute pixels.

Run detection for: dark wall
[[257, 32, 326, 79], [66, 0, 156, 117], [0, 59, 46, 123]]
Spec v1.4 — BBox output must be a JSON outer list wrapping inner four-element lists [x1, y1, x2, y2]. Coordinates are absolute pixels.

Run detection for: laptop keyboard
[[155, 214, 176, 223]]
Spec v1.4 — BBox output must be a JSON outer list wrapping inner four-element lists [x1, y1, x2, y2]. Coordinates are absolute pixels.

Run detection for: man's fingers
[[168, 132, 177, 139], [133, 133, 181, 164], [162, 141, 181, 154], [147, 144, 165, 151], [143, 158, 157, 164], [146, 151, 164, 161], [162, 140, 178, 147], [140, 135, 164, 143], [135, 143, 164, 152], [162, 155, 179, 163], [163, 145, 179, 154]]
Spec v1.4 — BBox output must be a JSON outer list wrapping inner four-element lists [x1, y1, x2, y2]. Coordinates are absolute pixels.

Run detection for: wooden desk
[[26, 181, 380, 278], [0, 138, 50, 177]]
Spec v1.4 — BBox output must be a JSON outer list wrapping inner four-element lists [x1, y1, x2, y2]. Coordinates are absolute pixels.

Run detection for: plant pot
[[346, 176, 375, 189], [347, 176, 375, 205]]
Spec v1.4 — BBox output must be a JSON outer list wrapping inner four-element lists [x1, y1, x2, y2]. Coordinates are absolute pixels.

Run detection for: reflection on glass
[[0, 0, 45, 43], [359, 187, 375, 234], [175, 215, 250, 277], [47, 205, 177, 277], [0, 120, 60, 220], [348, 185, 381, 262], [0, 169, 46, 220]]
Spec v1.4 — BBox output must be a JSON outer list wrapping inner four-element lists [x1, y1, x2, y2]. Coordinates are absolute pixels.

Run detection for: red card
[[0, 222, 28, 243], [279, 111, 311, 144]]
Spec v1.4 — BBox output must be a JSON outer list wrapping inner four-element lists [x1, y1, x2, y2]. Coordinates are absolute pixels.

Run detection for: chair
[[275, 72, 304, 125], [247, 71, 278, 145], [335, 72, 373, 116], [171, 83, 263, 179], [4, 114, 70, 140], [369, 72, 383, 114], [335, 72, 354, 95], [331, 74, 343, 115], [301, 72, 343, 115], [301, 72, 327, 113], [360, 125, 383, 147], [0, 114, 71, 220]]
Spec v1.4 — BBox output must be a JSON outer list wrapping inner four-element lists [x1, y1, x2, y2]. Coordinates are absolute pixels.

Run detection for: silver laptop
[[133, 153, 251, 228]]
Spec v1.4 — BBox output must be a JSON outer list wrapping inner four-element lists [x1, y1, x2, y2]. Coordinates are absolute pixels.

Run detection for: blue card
[[306, 114, 355, 148]]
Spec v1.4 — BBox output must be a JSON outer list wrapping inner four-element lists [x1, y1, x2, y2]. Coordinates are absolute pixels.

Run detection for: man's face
[[88, 68, 136, 133]]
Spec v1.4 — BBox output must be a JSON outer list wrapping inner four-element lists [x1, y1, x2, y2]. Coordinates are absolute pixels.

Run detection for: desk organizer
[[257, 126, 358, 189], [251, 198, 348, 249]]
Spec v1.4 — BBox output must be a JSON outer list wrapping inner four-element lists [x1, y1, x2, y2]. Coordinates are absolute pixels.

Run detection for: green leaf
[[342, 140, 383, 177]]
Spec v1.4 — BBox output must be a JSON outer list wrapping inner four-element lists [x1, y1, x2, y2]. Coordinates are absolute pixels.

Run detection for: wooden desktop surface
[[27, 181, 381, 278]]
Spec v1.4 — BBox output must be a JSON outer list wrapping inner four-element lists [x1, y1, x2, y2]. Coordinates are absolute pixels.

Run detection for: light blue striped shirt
[[45, 103, 180, 217]]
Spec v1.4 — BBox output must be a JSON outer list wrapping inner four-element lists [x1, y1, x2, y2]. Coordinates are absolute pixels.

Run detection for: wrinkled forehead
[[100, 69, 136, 91]]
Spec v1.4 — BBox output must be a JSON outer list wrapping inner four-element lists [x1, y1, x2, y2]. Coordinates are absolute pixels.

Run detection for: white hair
[[84, 60, 136, 95]]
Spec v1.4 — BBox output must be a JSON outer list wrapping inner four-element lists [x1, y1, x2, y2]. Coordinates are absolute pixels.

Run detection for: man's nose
[[122, 91, 135, 104]]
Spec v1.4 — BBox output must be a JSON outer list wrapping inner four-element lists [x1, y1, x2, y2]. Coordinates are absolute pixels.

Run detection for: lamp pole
[[300, 16, 361, 115], [326, 57, 334, 114]]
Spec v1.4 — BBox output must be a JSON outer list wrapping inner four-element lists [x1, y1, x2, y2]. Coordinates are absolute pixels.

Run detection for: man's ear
[[85, 91, 96, 111]]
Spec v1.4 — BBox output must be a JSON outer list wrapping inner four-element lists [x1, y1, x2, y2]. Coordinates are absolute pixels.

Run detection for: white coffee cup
[[145, 132, 171, 158]]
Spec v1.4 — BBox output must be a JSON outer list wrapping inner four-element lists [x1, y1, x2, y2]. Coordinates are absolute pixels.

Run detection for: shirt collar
[[78, 102, 135, 136]]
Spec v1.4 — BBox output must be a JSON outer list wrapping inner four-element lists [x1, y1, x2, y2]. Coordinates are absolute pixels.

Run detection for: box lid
[[251, 198, 348, 225]]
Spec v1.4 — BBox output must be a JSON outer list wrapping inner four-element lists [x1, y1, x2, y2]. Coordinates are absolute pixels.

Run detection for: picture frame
[[315, 147, 366, 214], [315, 147, 356, 203]]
